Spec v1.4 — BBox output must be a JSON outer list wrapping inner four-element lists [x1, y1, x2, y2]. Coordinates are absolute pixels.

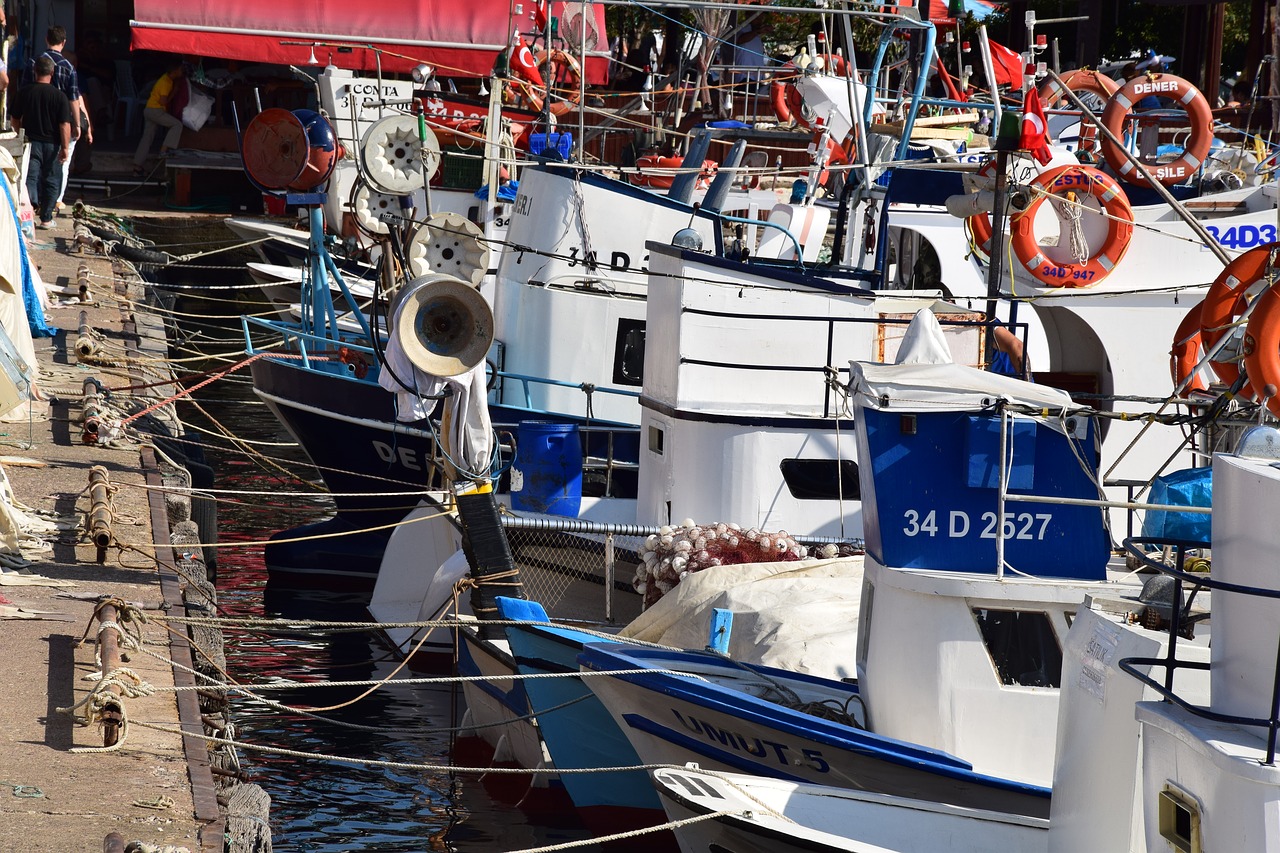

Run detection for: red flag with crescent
[[1021, 87, 1052, 165], [511, 35, 544, 86]]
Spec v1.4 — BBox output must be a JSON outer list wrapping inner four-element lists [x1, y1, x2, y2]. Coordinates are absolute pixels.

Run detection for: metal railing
[[1119, 535, 1280, 766]]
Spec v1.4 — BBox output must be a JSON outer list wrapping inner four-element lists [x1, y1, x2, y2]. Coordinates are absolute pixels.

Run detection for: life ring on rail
[[1009, 165, 1133, 287], [1170, 301, 1210, 394], [631, 156, 717, 190], [1038, 69, 1119, 155], [1038, 68, 1120, 109], [536, 48, 584, 117], [1198, 241, 1280, 392], [1241, 282, 1280, 416], [506, 78, 545, 113], [1099, 73, 1214, 187]]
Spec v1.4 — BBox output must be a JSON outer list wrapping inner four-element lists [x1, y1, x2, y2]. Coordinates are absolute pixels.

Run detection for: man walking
[[12, 55, 71, 229], [22, 26, 91, 213]]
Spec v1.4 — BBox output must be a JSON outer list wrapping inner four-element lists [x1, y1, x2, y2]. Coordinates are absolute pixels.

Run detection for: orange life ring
[[1039, 69, 1119, 155], [1242, 281, 1280, 416], [770, 63, 807, 127], [1038, 68, 1120, 109], [966, 159, 1001, 258], [1198, 242, 1280, 392], [1099, 73, 1214, 187], [1170, 301, 1209, 394], [535, 48, 584, 117], [1009, 165, 1133, 287], [631, 156, 717, 190], [506, 78, 545, 113]]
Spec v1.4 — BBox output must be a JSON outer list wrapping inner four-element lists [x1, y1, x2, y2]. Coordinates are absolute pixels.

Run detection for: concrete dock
[[0, 198, 226, 852]]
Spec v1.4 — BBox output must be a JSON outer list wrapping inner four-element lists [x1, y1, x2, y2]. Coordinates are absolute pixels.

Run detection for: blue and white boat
[[493, 596, 664, 835], [578, 340, 1150, 818]]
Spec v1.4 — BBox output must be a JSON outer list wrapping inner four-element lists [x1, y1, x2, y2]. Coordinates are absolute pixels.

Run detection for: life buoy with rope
[[1198, 241, 1280, 394], [631, 156, 717, 190], [1241, 281, 1280, 416], [770, 55, 849, 129], [1009, 165, 1133, 287], [1100, 73, 1214, 187], [1170, 301, 1210, 394]]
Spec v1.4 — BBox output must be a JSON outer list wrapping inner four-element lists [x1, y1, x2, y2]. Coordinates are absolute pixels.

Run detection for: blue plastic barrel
[[512, 421, 582, 516]]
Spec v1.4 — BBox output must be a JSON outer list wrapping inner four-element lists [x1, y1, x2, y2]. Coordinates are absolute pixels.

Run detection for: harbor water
[[175, 292, 600, 852]]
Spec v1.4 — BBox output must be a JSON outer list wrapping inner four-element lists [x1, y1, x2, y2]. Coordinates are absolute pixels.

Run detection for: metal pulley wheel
[[360, 114, 440, 195], [406, 212, 490, 288], [350, 179, 399, 236]]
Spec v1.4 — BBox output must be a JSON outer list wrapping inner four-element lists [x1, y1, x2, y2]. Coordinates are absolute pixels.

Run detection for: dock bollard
[[93, 598, 126, 747], [87, 465, 114, 563], [76, 262, 91, 302], [75, 310, 99, 362], [102, 831, 125, 853], [82, 377, 103, 444]]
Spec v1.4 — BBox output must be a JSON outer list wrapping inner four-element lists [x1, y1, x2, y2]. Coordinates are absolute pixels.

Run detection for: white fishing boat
[[652, 766, 1049, 853]]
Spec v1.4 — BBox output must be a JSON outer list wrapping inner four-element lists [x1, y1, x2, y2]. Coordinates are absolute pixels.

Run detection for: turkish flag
[[987, 39, 1024, 88], [1021, 87, 1052, 165], [511, 35, 544, 87], [533, 0, 549, 30]]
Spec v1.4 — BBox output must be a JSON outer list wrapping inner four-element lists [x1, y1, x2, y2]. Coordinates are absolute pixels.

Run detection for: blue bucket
[[512, 421, 582, 516]]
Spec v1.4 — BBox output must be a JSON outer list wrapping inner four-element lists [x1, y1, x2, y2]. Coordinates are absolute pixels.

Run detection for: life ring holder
[[1198, 242, 1280, 393], [1009, 165, 1134, 288], [769, 56, 848, 129], [1099, 73, 1214, 188], [1241, 281, 1280, 416], [1170, 300, 1209, 395]]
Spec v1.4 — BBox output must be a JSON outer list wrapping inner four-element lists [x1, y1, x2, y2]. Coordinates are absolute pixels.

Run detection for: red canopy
[[131, 0, 609, 83]]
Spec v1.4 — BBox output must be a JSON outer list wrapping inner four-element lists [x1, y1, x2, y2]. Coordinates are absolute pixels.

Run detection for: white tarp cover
[[849, 309, 1074, 413], [0, 147, 40, 378], [619, 556, 864, 681]]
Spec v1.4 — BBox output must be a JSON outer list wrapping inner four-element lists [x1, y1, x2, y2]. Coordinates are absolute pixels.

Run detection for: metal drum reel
[[350, 179, 400, 236], [406, 212, 490, 288], [360, 114, 441, 195]]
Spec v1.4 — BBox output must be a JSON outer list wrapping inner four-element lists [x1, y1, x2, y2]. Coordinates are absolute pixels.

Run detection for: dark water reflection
[[172, 297, 597, 852]]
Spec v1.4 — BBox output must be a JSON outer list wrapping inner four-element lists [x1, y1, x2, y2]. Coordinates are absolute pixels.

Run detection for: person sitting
[[132, 59, 185, 176]]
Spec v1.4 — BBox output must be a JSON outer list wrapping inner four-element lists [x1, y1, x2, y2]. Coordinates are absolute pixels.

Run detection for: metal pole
[[88, 465, 114, 563], [604, 532, 615, 623], [984, 148, 1011, 362], [996, 407, 1008, 579], [94, 599, 125, 746], [578, 5, 587, 161]]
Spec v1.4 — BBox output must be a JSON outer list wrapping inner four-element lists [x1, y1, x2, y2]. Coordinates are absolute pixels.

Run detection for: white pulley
[[351, 180, 400, 236], [360, 114, 440, 195], [406, 212, 490, 288]]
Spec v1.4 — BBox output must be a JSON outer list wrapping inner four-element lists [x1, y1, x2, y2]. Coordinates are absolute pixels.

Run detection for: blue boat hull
[[502, 620, 665, 830], [580, 643, 1053, 820]]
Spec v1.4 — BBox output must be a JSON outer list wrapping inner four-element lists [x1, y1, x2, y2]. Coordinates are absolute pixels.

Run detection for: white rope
[[508, 810, 740, 853]]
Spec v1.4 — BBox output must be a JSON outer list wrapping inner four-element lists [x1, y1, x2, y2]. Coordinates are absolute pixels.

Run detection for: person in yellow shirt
[[132, 60, 184, 175]]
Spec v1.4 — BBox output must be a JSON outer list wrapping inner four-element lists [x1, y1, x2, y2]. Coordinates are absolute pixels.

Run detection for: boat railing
[[242, 315, 376, 365], [494, 369, 641, 412], [1118, 535, 1280, 766]]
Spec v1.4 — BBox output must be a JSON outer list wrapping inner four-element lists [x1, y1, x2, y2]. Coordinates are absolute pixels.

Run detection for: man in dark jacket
[[22, 25, 90, 211], [12, 55, 72, 228]]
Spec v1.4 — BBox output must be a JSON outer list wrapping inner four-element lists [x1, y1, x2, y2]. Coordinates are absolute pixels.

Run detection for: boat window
[[971, 608, 1063, 688], [613, 319, 645, 386], [779, 459, 861, 500]]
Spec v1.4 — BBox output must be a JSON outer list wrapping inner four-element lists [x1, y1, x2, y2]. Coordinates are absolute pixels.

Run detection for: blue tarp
[[0, 174, 57, 338], [1141, 466, 1212, 544]]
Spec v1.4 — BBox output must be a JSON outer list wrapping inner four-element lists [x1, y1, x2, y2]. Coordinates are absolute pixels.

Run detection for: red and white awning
[[131, 0, 609, 82]]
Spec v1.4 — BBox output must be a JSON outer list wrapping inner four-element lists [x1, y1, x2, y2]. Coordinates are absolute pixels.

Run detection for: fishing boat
[[652, 765, 1049, 853]]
